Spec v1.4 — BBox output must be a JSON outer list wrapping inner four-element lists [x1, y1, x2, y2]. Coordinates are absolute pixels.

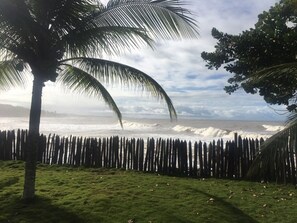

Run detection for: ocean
[[0, 115, 285, 142]]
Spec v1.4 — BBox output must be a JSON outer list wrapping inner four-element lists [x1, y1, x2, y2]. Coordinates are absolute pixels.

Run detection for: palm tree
[[0, 0, 198, 200], [247, 63, 297, 183]]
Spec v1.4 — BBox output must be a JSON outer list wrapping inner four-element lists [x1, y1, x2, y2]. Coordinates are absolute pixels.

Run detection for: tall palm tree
[[247, 63, 297, 183], [0, 0, 198, 200]]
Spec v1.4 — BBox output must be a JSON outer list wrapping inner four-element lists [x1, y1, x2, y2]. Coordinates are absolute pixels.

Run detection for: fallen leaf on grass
[[207, 198, 215, 203]]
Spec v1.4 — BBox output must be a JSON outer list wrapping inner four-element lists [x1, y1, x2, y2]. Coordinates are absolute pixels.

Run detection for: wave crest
[[172, 125, 230, 137], [122, 120, 160, 129], [262, 124, 284, 132]]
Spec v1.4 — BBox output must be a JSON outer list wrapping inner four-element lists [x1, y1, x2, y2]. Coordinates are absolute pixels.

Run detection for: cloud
[[99, 0, 283, 121], [0, 0, 285, 122]]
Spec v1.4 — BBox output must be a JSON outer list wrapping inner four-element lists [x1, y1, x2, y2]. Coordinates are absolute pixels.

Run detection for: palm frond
[[250, 62, 297, 82], [0, 31, 21, 52], [247, 62, 297, 108], [0, 59, 28, 90], [95, 0, 199, 40], [0, 0, 40, 43], [46, 0, 98, 36], [0, 30, 34, 61], [25, 0, 96, 30], [63, 26, 154, 57], [60, 57, 177, 120], [245, 62, 297, 183], [58, 64, 123, 127], [246, 118, 296, 183], [287, 111, 297, 124]]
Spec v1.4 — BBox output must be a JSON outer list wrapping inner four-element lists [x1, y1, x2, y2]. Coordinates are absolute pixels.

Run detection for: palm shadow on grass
[[0, 195, 89, 223], [0, 176, 94, 223], [188, 187, 259, 223], [0, 177, 19, 190]]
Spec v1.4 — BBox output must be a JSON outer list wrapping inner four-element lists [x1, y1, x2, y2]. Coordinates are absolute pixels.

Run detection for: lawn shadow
[[0, 177, 19, 190], [188, 187, 259, 223], [0, 196, 90, 223]]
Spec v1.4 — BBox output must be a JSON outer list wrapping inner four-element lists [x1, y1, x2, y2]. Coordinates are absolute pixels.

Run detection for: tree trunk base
[[23, 158, 37, 201]]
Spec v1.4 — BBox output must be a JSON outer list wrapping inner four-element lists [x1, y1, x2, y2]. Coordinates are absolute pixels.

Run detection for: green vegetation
[[0, 161, 296, 223], [201, 0, 297, 112], [201, 0, 297, 183]]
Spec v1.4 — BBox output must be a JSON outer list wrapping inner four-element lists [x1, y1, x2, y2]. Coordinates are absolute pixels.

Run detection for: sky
[[0, 0, 286, 121]]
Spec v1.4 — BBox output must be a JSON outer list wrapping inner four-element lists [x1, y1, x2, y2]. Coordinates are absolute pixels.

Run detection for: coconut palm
[[0, 0, 198, 200], [247, 63, 297, 183]]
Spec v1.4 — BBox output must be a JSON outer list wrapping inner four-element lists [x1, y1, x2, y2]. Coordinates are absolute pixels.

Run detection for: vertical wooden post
[[188, 141, 192, 176]]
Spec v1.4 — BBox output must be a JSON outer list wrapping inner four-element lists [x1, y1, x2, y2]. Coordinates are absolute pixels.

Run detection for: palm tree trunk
[[23, 76, 44, 201]]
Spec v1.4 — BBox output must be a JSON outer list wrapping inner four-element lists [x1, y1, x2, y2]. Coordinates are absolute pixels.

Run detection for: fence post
[[5, 129, 296, 184]]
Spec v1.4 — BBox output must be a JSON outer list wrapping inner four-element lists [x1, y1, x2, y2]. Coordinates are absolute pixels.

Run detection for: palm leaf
[[0, 59, 28, 90], [0, 31, 21, 52], [0, 0, 41, 44], [246, 119, 296, 183], [246, 62, 297, 182], [247, 62, 297, 109], [58, 64, 123, 127], [50, 0, 97, 37], [61, 57, 177, 120], [248, 62, 297, 92], [250, 62, 297, 82], [27, 0, 97, 34], [95, 0, 199, 40], [61, 0, 199, 57], [63, 26, 154, 57]]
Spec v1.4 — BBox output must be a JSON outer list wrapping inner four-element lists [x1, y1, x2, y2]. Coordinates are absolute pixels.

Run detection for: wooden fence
[[0, 129, 296, 183]]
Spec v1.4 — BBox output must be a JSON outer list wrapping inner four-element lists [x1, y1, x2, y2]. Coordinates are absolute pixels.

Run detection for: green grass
[[0, 161, 296, 223]]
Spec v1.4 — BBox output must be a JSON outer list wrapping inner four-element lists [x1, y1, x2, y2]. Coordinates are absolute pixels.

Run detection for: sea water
[[0, 115, 285, 142]]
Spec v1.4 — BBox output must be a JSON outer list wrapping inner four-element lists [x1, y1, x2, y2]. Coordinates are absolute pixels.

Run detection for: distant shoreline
[[0, 103, 64, 117], [0, 103, 286, 123]]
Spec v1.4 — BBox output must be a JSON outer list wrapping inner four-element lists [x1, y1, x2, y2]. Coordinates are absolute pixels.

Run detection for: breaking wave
[[121, 120, 160, 129], [172, 125, 230, 138], [262, 124, 284, 132], [0, 116, 283, 141]]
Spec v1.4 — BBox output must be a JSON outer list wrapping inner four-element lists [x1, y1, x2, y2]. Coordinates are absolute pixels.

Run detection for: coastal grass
[[0, 161, 296, 223]]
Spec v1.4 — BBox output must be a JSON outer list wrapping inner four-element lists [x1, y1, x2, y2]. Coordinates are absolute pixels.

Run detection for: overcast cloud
[[0, 0, 285, 121]]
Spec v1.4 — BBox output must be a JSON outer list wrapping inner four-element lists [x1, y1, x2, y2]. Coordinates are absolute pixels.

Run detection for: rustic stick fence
[[0, 129, 296, 183]]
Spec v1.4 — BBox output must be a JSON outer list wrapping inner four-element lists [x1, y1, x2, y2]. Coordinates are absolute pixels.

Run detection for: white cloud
[[0, 0, 286, 121]]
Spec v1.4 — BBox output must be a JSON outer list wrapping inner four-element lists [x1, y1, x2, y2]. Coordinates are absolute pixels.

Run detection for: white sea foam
[[226, 131, 271, 140], [0, 116, 284, 142], [172, 125, 229, 138], [263, 124, 285, 132], [121, 120, 160, 129], [172, 124, 277, 141]]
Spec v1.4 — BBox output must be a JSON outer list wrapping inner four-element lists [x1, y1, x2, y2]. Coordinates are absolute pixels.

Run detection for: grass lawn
[[0, 161, 296, 223]]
